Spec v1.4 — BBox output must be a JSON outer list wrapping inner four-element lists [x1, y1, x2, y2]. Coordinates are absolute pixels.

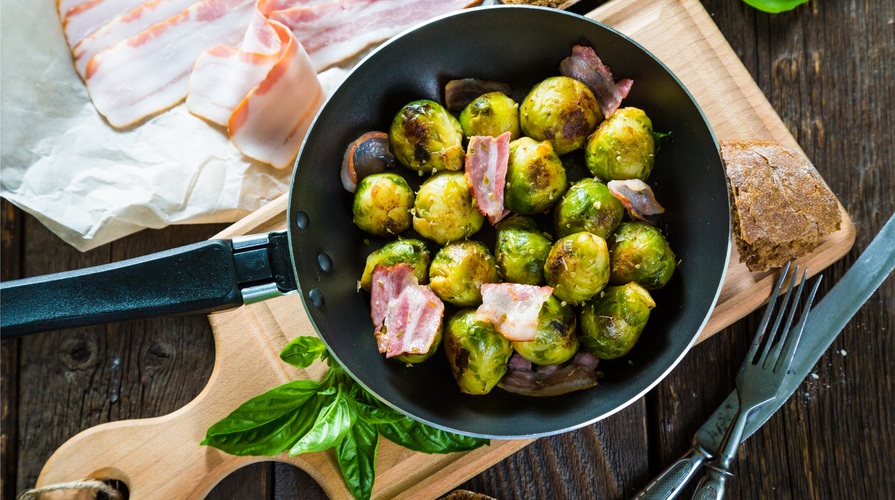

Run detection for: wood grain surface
[[1, 0, 893, 499]]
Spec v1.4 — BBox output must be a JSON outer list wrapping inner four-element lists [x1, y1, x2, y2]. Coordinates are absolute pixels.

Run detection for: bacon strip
[[371, 264, 417, 352], [560, 45, 633, 118], [85, 0, 256, 128], [497, 352, 600, 397], [465, 132, 511, 225], [607, 179, 665, 221], [370, 264, 444, 359], [475, 283, 553, 342], [63, 0, 149, 47], [270, 0, 481, 71]]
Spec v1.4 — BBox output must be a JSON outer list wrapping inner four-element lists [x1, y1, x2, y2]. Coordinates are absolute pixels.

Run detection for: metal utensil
[[632, 211, 895, 500], [691, 265, 821, 500]]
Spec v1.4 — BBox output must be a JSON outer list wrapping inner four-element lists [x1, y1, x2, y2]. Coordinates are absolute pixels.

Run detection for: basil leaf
[[354, 401, 404, 425], [280, 336, 328, 368], [202, 393, 323, 456], [336, 419, 378, 500], [204, 380, 321, 438], [378, 417, 489, 454], [290, 394, 355, 455], [742, 0, 808, 13]]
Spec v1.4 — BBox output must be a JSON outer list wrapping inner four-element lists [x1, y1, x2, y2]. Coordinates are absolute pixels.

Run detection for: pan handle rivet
[[318, 253, 333, 273], [295, 211, 310, 230], [309, 288, 325, 309]]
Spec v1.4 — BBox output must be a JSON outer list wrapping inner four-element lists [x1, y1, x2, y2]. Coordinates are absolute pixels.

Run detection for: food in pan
[[585, 107, 656, 181], [475, 283, 554, 342], [607, 179, 665, 221], [494, 215, 552, 285], [504, 137, 569, 215], [544, 231, 611, 305], [341, 132, 396, 193], [465, 132, 512, 225], [608, 222, 676, 290], [360, 239, 430, 292], [390, 100, 465, 173], [509, 294, 579, 365], [498, 351, 600, 397], [579, 282, 655, 359], [554, 177, 625, 238], [560, 45, 634, 118], [720, 140, 842, 272], [444, 78, 514, 112], [459, 92, 522, 140], [352, 173, 415, 237], [444, 308, 515, 395], [413, 171, 485, 245], [429, 241, 500, 307], [519, 76, 601, 155]]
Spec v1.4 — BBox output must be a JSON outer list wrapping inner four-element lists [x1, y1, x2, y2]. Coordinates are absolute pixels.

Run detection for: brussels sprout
[[544, 231, 610, 304], [429, 240, 499, 306], [360, 239, 430, 291], [352, 173, 414, 236], [609, 222, 676, 290], [389, 100, 464, 173], [512, 295, 578, 365], [519, 76, 601, 155], [444, 308, 514, 395], [459, 92, 521, 140], [579, 282, 655, 359], [413, 171, 485, 245], [585, 107, 656, 181], [504, 137, 568, 215], [394, 327, 443, 366], [553, 178, 625, 239], [494, 215, 552, 285]]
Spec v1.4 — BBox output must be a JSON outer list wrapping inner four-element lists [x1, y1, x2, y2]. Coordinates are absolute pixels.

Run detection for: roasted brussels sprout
[[444, 308, 514, 395], [429, 240, 499, 306], [394, 328, 443, 366], [544, 231, 610, 304], [609, 222, 676, 290], [504, 137, 568, 215], [585, 107, 656, 181], [494, 215, 552, 285], [512, 295, 578, 365], [389, 100, 464, 173], [352, 173, 414, 236], [519, 76, 601, 155], [413, 171, 485, 245], [360, 239, 430, 291], [459, 92, 521, 140], [579, 282, 655, 359], [553, 178, 625, 239]]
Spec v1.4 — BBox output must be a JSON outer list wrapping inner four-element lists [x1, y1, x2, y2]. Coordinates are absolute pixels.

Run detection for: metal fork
[[691, 262, 822, 500]]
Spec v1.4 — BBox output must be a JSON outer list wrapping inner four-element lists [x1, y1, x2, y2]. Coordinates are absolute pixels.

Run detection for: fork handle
[[631, 446, 709, 500], [691, 465, 733, 500]]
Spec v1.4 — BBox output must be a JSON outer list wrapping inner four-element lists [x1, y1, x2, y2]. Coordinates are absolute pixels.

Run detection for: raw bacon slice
[[497, 352, 600, 397], [85, 0, 256, 128], [607, 179, 665, 221], [475, 283, 553, 342], [256, 0, 330, 15], [370, 264, 444, 359], [71, 0, 199, 78], [560, 45, 633, 118], [63, 0, 149, 47], [269, 0, 481, 71], [465, 132, 511, 225], [58, 0, 97, 20]]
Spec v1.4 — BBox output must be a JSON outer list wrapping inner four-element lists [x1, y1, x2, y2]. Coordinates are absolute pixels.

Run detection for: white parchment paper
[[0, 0, 349, 251]]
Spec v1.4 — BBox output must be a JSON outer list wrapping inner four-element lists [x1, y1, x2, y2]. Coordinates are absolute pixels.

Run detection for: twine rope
[[17, 479, 122, 500]]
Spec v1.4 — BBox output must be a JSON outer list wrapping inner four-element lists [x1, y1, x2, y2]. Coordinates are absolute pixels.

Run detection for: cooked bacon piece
[[269, 0, 481, 71], [607, 179, 665, 221], [340, 132, 395, 193], [560, 45, 633, 118], [475, 283, 553, 342], [370, 264, 444, 359], [72, 0, 198, 78], [62, 0, 148, 47], [465, 132, 511, 225], [497, 352, 600, 397], [85, 0, 256, 128]]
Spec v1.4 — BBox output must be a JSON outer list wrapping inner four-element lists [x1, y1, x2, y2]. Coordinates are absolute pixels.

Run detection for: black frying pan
[[0, 6, 730, 438]]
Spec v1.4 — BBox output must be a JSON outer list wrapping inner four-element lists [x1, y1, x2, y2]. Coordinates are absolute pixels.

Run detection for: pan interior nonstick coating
[[287, 6, 730, 439]]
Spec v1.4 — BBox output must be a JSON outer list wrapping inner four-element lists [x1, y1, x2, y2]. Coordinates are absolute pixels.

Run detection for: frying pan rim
[[286, 5, 732, 439]]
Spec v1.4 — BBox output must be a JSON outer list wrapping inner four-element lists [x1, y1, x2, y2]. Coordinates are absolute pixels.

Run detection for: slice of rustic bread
[[720, 140, 841, 272]]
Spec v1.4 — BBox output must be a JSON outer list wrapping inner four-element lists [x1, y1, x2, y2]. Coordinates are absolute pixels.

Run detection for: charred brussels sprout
[[444, 309, 514, 395], [352, 173, 414, 236], [512, 295, 578, 365], [585, 107, 656, 181], [580, 282, 655, 359], [494, 215, 552, 285], [429, 240, 499, 306], [394, 328, 443, 365], [519, 76, 601, 155], [544, 232, 610, 304], [389, 100, 464, 173], [459, 92, 521, 140], [360, 239, 430, 291], [609, 222, 676, 290], [554, 178, 625, 239], [413, 171, 484, 245], [505, 137, 568, 215]]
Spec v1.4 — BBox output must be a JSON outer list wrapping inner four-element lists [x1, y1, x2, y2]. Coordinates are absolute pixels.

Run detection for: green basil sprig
[[742, 0, 809, 13], [202, 336, 489, 500]]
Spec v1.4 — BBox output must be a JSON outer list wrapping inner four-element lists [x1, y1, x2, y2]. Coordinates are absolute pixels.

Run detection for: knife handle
[[691, 465, 732, 500], [631, 446, 708, 500]]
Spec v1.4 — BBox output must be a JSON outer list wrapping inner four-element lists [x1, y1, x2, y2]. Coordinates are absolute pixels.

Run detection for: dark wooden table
[[2, 0, 893, 498]]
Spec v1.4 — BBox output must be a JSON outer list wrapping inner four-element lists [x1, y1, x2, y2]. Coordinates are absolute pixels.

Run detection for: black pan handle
[[0, 231, 296, 338]]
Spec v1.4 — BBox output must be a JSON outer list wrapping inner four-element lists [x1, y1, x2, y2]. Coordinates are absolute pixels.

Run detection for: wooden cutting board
[[37, 0, 855, 498]]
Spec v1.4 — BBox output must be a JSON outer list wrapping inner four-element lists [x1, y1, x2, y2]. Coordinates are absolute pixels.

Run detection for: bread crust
[[720, 140, 841, 272]]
